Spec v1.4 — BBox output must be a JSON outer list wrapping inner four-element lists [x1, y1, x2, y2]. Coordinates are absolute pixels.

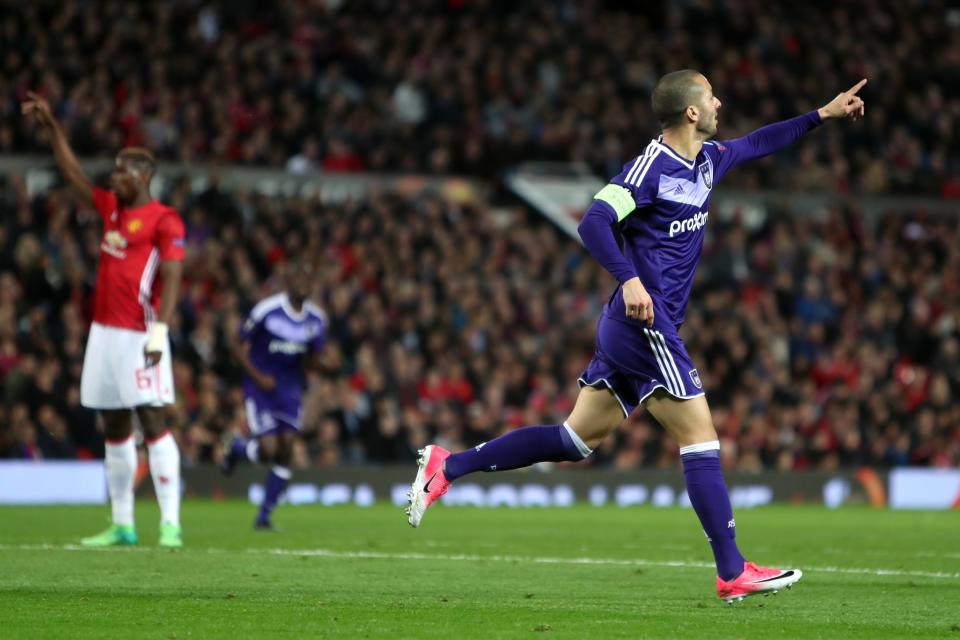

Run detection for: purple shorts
[[244, 393, 302, 437], [578, 314, 705, 416]]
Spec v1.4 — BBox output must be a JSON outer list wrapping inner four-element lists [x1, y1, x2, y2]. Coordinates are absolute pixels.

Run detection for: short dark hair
[[651, 70, 705, 128], [117, 147, 157, 178]]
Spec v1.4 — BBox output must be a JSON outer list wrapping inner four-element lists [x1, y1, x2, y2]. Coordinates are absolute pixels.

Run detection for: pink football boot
[[717, 561, 803, 604], [406, 445, 452, 527]]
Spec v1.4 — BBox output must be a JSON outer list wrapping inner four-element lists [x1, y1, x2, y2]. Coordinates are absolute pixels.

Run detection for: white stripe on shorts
[[643, 328, 680, 396], [654, 330, 687, 396]]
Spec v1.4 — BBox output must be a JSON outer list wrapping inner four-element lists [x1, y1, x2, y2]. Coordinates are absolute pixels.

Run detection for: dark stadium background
[[0, 0, 957, 482]]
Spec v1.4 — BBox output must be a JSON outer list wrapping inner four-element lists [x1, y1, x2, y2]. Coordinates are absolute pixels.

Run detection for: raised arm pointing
[[21, 92, 94, 207], [818, 79, 867, 121]]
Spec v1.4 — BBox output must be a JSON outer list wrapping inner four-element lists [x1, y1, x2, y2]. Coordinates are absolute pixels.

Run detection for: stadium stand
[[2, 0, 958, 195], [0, 0, 957, 469], [0, 172, 957, 469]]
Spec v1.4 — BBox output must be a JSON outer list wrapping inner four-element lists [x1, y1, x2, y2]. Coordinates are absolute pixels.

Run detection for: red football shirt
[[91, 188, 186, 331]]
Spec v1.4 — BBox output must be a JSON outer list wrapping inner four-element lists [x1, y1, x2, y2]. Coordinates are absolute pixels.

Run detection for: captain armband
[[593, 184, 637, 221]]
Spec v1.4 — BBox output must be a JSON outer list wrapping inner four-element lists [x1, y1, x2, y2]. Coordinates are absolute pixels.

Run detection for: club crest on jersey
[[127, 219, 143, 233], [104, 230, 127, 248], [101, 230, 128, 258], [698, 163, 712, 188], [689, 369, 702, 389]]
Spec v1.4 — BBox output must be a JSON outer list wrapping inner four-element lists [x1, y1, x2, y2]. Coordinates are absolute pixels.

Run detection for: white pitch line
[[1, 544, 958, 581], [257, 547, 960, 580]]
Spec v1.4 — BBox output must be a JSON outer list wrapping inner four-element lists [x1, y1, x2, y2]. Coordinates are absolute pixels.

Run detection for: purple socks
[[230, 436, 250, 461], [257, 466, 291, 525], [441, 427, 743, 581], [444, 424, 591, 481], [681, 442, 745, 581]]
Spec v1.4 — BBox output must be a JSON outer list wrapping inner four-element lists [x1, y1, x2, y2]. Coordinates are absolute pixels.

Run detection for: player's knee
[[258, 441, 278, 464], [664, 412, 716, 448], [562, 422, 600, 458], [135, 406, 166, 440], [275, 444, 293, 466], [567, 386, 625, 450], [581, 433, 609, 451], [100, 410, 133, 441], [104, 424, 132, 441], [566, 417, 620, 451]]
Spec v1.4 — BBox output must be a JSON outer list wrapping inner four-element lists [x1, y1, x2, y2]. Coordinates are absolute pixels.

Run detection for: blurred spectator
[[1, 0, 959, 470], [2, 1, 958, 194], [0, 173, 957, 470]]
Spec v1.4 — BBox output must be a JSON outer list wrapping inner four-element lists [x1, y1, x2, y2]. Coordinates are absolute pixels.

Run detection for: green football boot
[[80, 524, 138, 547], [158, 523, 183, 548]]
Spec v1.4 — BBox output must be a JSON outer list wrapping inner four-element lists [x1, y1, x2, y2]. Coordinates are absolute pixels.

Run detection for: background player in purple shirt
[[222, 259, 327, 530], [407, 70, 867, 603]]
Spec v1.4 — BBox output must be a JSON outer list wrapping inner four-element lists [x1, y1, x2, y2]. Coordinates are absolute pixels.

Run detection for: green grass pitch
[[1, 501, 958, 639]]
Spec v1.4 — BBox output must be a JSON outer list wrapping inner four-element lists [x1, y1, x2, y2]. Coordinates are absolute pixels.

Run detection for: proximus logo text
[[668, 211, 709, 237]]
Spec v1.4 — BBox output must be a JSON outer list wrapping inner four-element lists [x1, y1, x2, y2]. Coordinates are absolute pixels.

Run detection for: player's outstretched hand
[[20, 92, 56, 128], [818, 79, 867, 122], [623, 277, 655, 327]]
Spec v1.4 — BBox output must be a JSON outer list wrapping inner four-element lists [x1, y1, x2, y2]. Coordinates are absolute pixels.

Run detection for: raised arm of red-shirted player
[[144, 213, 186, 367], [21, 92, 94, 208]]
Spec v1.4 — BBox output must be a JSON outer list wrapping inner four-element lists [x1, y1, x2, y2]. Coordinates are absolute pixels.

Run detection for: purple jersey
[[586, 111, 822, 330], [241, 292, 326, 411]]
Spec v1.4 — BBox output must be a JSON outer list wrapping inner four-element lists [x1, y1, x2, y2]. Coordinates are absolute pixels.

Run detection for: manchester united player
[[22, 93, 185, 548]]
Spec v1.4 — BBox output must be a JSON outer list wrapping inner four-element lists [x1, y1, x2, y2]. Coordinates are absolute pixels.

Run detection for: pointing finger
[[846, 78, 867, 96]]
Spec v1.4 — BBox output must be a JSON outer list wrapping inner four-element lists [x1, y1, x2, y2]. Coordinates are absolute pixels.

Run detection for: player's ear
[[686, 104, 699, 123]]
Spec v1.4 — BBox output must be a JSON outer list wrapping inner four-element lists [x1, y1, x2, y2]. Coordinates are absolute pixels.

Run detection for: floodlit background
[[0, 1, 957, 505]]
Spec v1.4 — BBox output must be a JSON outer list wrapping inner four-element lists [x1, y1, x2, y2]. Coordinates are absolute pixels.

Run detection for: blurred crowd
[[3, 0, 959, 196], [0, 171, 957, 470]]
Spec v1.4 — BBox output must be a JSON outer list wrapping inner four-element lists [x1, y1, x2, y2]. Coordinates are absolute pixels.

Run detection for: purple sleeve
[[577, 200, 637, 284], [711, 111, 822, 180]]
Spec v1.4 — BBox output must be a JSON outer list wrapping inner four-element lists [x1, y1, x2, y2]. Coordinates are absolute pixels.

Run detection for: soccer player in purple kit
[[407, 70, 867, 603], [221, 259, 327, 530]]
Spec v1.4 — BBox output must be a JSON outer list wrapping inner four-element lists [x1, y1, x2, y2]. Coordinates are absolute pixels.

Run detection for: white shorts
[[80, 322, 175, 409]]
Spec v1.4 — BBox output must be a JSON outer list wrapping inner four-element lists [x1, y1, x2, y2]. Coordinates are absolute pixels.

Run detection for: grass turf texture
[[1, 502, 958, 639]]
